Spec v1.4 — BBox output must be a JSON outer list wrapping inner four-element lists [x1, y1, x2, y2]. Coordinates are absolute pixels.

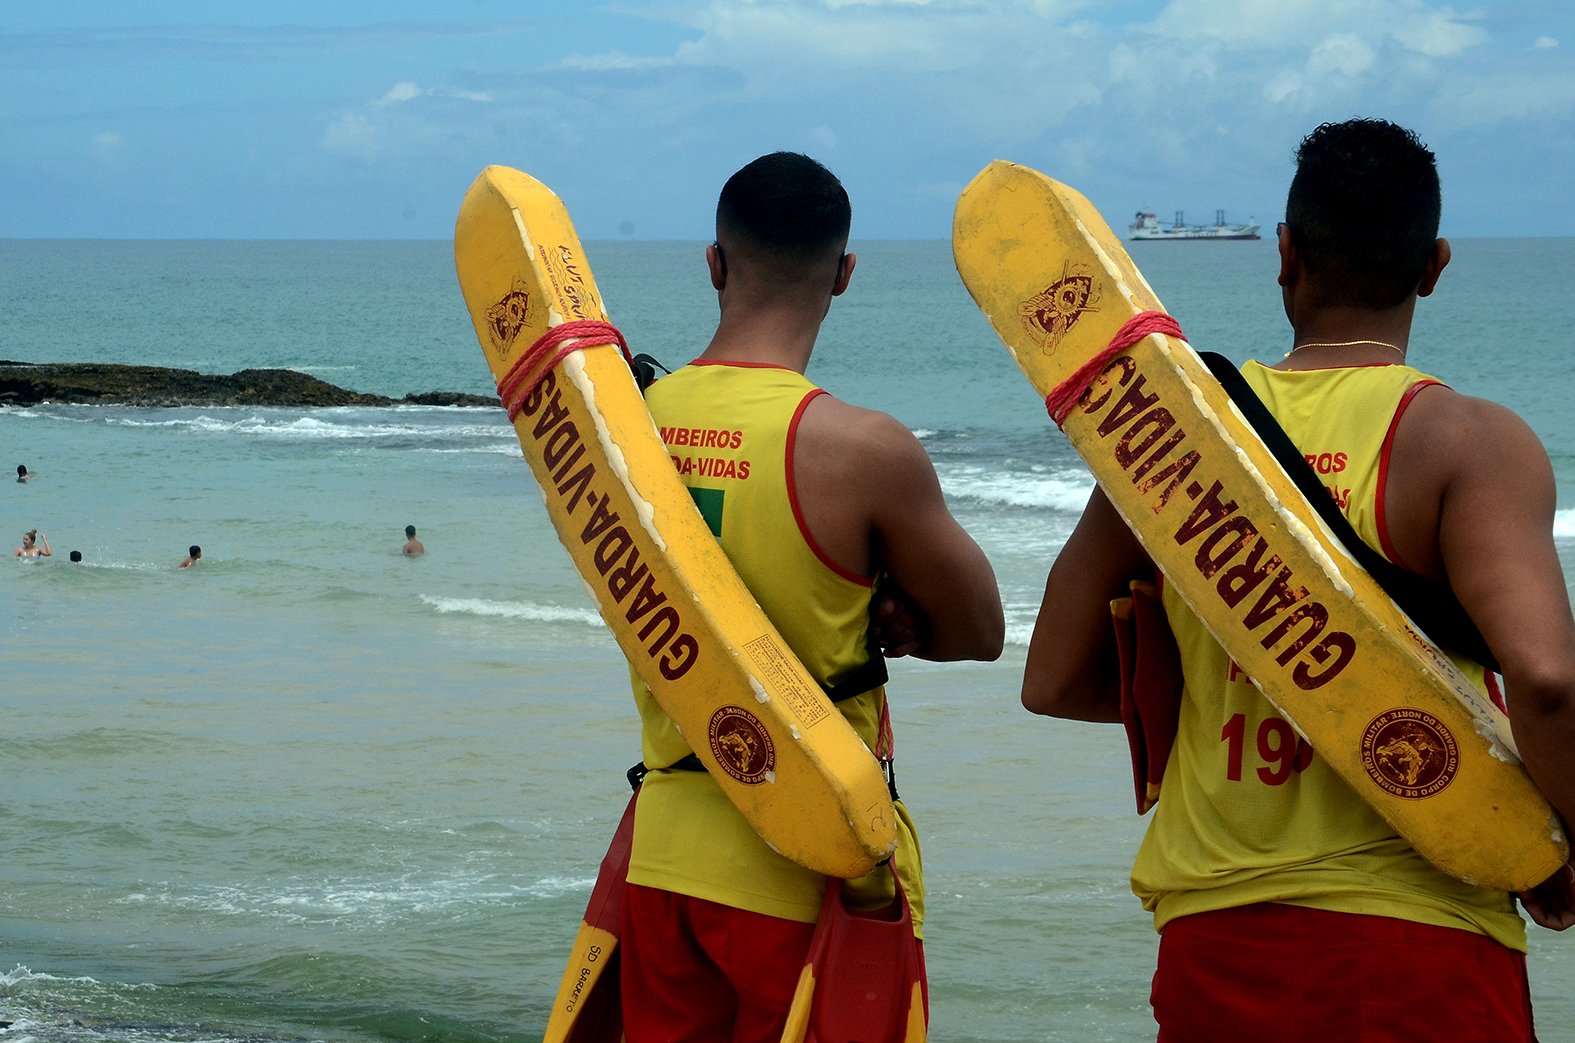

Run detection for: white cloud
[[1147, 0, 1484, 59], [372, 81, 492, 107], [557, 51, 675, 72], [1391, 9, 1487, 57], [92, 131, 125, 163], [321, 113, 380, 162], [1148, 0, 1314, 48], [375, 82, 425, 107], [1263, 70, 1301, 104], [311, 0, 1575, 232], [321, 82, 492, 163], [1307, 33, 1377, 77], [1427, 69, 1575, 127], [803, 125, 839, 153], [668, 0, 1094, 78]]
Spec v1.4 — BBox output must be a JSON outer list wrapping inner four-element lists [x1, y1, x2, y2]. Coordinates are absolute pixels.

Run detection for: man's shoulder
[[798, 394, 921, 456], [1402, 382, 1538, 452]]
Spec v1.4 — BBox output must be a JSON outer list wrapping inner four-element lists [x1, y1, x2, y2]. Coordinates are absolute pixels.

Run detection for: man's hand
[[871, 577, 928, 659], [1518, 861, 1575, 931]]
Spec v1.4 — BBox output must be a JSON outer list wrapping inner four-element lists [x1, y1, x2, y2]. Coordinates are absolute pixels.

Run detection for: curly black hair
[[1285, 119, 1441, 309]]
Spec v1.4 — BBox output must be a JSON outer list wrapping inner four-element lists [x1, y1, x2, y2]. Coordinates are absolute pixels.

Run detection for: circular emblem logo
[[1361, 709, 1459, 799], [708, 705, 776, 785]]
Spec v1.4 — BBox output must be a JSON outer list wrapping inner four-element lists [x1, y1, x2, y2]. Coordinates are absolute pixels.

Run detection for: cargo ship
[[1129, 209, 1260, 241]]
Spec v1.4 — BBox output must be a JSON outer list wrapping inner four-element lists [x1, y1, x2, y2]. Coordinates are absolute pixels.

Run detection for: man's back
[[1020, 116, 1575, 1038], [1130, 359, 1527, 947], [633, 360, 929, 926], [617, 151, 1002, 1041]]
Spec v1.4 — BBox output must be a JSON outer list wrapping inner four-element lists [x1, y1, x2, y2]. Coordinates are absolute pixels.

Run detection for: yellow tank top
[[1133, 360, 1525, 951], [627, 361, 924, 930]]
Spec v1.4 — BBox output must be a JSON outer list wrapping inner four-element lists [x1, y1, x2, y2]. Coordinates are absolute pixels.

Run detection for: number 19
[[1221, 712, 1314, 785]]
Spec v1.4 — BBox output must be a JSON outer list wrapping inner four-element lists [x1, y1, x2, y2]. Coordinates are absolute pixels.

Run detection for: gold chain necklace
[[1284, 338, 1403, 359]]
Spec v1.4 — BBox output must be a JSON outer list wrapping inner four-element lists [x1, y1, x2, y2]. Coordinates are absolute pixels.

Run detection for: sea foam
[[419, 595, 603, 628]]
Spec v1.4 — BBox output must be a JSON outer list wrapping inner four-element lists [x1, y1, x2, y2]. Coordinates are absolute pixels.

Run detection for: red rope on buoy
[[1044, 311, 1184, 429], [496, 319, 631, 422]]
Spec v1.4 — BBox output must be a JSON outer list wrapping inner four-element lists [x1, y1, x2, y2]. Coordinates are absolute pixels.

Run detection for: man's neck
[[1279, 301, 1419, 370], [698, 307, 823, 372]]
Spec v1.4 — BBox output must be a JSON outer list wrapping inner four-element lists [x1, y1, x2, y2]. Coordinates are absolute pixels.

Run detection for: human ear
[[1416, 238, 1450, 298]]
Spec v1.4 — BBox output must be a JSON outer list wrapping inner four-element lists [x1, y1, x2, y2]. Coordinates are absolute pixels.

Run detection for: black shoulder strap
[[1197, 352, 1497, 671], [822, 655, 890, 703], [629, 352, 670, 393]]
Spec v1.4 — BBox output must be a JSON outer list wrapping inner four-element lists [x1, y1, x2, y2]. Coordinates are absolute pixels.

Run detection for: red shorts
[[1152, 903, 1536, 1042], [620, 882, 818, 1043]]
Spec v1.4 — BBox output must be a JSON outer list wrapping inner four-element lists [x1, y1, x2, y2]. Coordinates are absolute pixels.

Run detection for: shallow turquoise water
[[3, 237, 1574, 1042]]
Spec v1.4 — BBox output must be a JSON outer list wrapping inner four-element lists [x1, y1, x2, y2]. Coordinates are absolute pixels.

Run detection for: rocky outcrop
[[0, 362, 497, 409]]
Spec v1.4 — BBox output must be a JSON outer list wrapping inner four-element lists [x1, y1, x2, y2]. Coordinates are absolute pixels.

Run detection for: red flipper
[[1113, 578, 1183, 814], [781, 865, 927, 1042], [544, 793, 636, 1043]]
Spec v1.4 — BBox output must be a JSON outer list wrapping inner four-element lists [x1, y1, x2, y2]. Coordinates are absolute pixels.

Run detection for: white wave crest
[[1004, 620, 1038, 649], [525, 875, 598, 899], [0, 964, 109, 988], [420, 595, 603, 627], [105, 412, 508, 443], [1555, 507, 1575, 540], [941, 463, 1093, 512]]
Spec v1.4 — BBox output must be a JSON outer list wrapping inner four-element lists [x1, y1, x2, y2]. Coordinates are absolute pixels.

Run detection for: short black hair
[[716, 152, 850, 265], [1285, 119, 1441, 309], [189, 545, 201, 557], [405, 525, 417, 539], [69, 550, 82, 562]]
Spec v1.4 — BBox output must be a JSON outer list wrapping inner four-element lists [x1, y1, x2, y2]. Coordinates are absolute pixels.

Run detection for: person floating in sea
[[401, 525, 425, 557], [16, 464, 31, 483], [180, 545, 202, 568], [69, 550, 82, 563], [1020, 117, 1575, 1039], [14, 529, 50, 558], [617, 152, 1003, 1040]]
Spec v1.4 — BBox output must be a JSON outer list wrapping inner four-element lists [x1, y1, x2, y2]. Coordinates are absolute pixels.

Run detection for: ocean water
[[4, 234, 1575, 1043]]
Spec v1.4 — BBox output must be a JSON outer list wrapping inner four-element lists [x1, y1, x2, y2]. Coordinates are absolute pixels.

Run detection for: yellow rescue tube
[[953, 160, 1566, 891], [454, 165, 896, 879]]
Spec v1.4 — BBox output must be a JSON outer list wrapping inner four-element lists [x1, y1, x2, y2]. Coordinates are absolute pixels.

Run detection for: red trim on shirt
[[786, 389, 874, 586], [1486, 670, 1508, 713], [690, 358, 796, 371], [1375, 379, 1445, 568], [1283, 362, 1400, 372]]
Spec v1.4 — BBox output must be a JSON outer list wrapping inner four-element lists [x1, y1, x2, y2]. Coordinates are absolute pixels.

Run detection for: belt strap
[[629, 656, 894, 789], [821, 655, 889, 703]]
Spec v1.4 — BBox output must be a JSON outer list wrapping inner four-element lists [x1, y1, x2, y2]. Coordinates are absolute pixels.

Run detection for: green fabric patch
[[688, 486, 724, 537]]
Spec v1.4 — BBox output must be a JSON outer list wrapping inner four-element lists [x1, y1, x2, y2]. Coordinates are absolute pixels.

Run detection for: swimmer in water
[[15, 529, 50, 558], [401, 525, 425, 557]]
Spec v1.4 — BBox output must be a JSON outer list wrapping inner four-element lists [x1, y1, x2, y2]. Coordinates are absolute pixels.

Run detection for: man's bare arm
[[1021, 487, 1151, 723], [795, 399, 1003, 663], [1425, 398, 1575, 822], [1391, 389, 1575, 926], [865, 416, 1004, 662]]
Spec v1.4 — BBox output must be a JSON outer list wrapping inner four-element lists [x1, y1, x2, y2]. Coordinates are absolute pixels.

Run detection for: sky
[[5, 0, 1574, 240]]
